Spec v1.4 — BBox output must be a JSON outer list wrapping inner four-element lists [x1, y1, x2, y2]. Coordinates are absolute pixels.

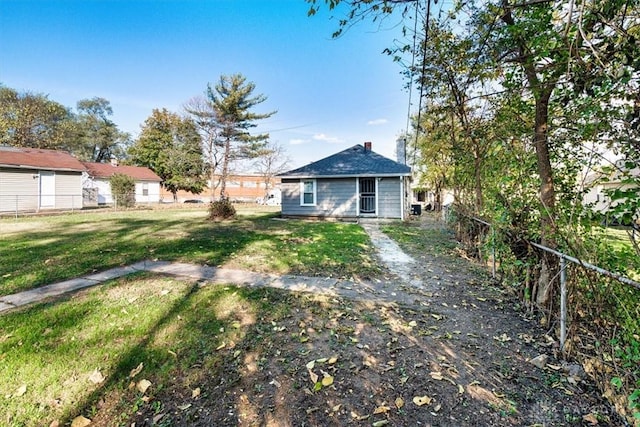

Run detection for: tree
[[0, 85, 75, 149], [109, 173, 135, 208], [75, 97, 130, 162], [128, 108, 206, 200], [204, 73, 276, 199], [183, 96, 223, 200], [253, 141, 290, 200]]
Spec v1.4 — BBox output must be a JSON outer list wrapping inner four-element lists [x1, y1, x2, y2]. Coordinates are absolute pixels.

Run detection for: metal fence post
[[491, 226, 496, 279], [560, 256, 567, 352]]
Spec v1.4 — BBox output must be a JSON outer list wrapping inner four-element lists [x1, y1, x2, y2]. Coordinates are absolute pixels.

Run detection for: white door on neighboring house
[[39, 171, 55, 208]]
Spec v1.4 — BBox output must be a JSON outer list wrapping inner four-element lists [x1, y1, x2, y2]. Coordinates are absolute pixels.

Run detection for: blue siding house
[[279, 143, 411, 219]]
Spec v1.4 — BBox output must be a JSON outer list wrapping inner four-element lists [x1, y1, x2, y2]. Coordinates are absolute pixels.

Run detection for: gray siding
[[0, 168, 83, 212], [0, 168, 39, 212], [282, 176, 405, 219], [377, 177, 403, 218], [54, 171, 83, 209], [282, 178, 358, 217]]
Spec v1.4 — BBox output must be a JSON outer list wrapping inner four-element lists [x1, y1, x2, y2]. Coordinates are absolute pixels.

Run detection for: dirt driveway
[[116, 214, 621, 426]]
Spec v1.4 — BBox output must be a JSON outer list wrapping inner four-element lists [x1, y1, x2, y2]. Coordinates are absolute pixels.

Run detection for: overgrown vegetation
[[208, 198, 236, 220]]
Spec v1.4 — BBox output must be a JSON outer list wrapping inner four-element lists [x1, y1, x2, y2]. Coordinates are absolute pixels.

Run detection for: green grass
[[0, 274, 297, 426], [0, 206, 382, 296]]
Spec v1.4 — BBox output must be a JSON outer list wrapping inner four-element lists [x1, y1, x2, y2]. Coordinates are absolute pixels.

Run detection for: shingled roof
[[83, 162, 161, 182], [280, 144, 411, 178], [0, 146, 86, 172]]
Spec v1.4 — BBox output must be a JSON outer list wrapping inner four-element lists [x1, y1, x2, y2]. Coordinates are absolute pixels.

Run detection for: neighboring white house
[[583, 159, 640, 223], [82, 162, 162, 205], [0, 146, 85, 213]]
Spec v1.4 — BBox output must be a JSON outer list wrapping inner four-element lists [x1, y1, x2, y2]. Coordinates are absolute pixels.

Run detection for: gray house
[[279, 142, 412, 219]]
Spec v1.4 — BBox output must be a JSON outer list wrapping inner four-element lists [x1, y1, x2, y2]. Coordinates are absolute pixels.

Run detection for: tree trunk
[[219, 137, 231, 200], [532, 89, 558, 307]]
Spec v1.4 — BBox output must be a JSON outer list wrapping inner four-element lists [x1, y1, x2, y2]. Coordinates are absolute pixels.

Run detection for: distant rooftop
[[0, 146, 86, 172]]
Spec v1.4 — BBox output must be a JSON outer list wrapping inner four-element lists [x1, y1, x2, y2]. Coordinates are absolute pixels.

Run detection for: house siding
[[0, 168, 82, 212], [0, 167, 39, 212], [54, 171, 83, 210], [282, 178, 358, 217], [282, 177, 405, 219], [377, 177, 403, 218]]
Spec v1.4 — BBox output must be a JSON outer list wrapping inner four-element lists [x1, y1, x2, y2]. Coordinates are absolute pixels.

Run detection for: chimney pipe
[[364, 141, 372, 151]]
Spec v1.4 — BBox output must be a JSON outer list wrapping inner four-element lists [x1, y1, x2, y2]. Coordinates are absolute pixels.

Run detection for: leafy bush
[[109, 173, 136, 208], [208, 198, 236, 220]]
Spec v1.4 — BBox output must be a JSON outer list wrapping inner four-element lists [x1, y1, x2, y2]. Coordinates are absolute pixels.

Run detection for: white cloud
[[313, 133, 343, 143], [367, 118, 388, 126], [289, 138, 307, 145]]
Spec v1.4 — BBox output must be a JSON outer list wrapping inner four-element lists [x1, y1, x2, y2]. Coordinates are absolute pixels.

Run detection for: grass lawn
[[0, 273, 302, 425], [0, 206, 383, 296]]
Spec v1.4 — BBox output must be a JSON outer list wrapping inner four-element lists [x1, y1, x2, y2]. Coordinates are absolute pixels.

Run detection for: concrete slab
[[84, 266, 138, 282], [2, 278, 97, 307]]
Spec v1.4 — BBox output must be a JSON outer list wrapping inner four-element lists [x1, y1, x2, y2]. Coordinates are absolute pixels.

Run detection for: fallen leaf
[[191, 387, 201, 398], [129, 362, 144, 378], [137, 379, 152, 394], [372, 421, 389, 427], [70, 416, 92, 427], [13, 384, 27, 397], [308, 370, 319, 384], [582, 413, 599, 425], [152, 413, 166, 424], [49, 421, 60, 427], [332, 404, 341, 412], [88, 369, 105, 384], [413, 395, 432, 406], [328, 356, 338, 364], [306, 360, 315, 370], [178, 403, 192, 411], [373, 405, 391, 414], [430, 371, 444, 381], [457, 384, 465, 394], [270, 379, 281, 388], [316, 358, 328, 363], [433, 403, 442, 412], [395, 397, 405, 409], [493, 333, 511, 342], [313, 381, 322, 391], [321, 375, 334, 386], [408, 320, 418, 327], [216, 342, 226, 351], [431, 314, 443, 320]]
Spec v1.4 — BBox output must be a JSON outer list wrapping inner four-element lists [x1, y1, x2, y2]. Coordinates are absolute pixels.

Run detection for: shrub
[[109, 173, 136, 208], [208, 198, 236, 220]]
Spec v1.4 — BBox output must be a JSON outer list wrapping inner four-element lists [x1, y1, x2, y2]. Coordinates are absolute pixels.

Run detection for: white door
[[39, 171, 55, 208]]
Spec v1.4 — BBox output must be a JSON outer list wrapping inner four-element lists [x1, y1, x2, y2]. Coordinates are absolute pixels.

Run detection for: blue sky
[[0, 0, 413, 168]]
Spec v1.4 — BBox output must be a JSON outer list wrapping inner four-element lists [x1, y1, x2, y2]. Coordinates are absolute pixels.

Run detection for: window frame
[[300, 179, 317, 206]]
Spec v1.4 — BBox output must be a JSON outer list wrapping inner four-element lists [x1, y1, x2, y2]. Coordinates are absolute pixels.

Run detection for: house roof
[[279, 144, 411, 178], [0, 146, 86, 172], [83, 162, 162, 182]]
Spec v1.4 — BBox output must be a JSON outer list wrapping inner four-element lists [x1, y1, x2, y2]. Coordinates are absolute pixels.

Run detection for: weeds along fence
[[445, 205, 640, 422]]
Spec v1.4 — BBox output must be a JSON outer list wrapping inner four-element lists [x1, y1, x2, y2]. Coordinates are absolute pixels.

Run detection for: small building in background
[[279, 142, 411, 219], [0, 146, 85, 213], [160, 173, 281, 204], [82, 161, 162, 205]]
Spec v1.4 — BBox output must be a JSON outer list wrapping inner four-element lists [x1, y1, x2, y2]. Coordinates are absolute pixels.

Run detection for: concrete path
[[0, 221, 420, 314]]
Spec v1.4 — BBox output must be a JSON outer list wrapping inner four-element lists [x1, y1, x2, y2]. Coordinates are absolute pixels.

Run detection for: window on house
[[301, 179, 316, 206], [142, 183, 149, 196]]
